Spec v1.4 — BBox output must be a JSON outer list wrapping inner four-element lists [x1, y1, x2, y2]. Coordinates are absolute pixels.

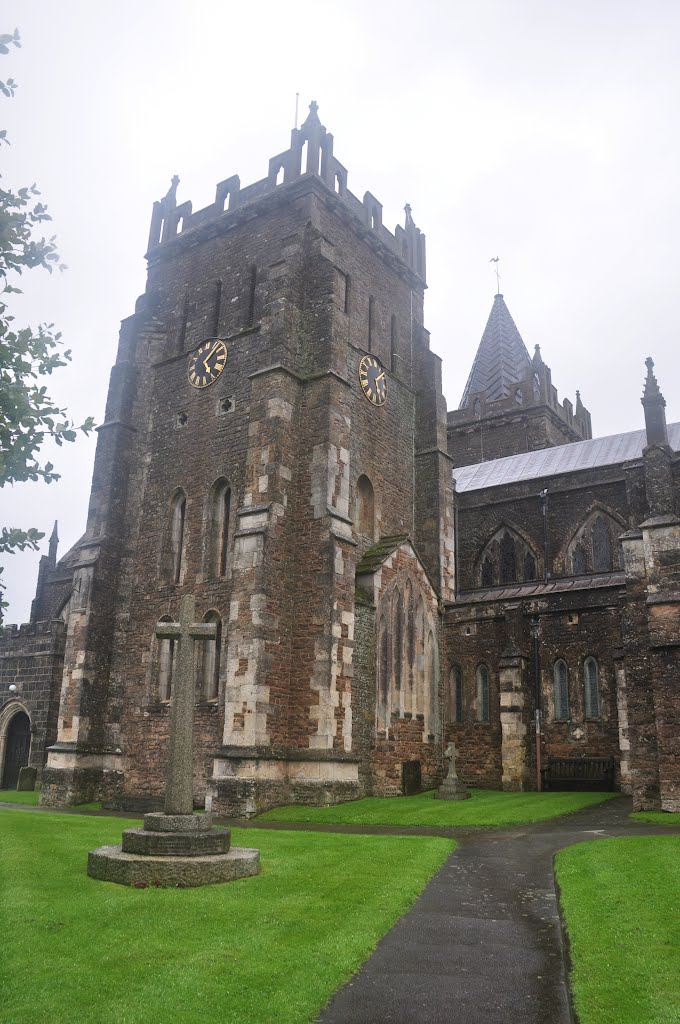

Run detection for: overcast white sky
[[3, 0, 680, 622]]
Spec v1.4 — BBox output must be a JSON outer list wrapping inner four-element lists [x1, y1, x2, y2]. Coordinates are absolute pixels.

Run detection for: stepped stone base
[[436, 779, 471, 801], [87, 810, 259, 887], [121, 827, 230, 856], [87, 844, 260, 887]]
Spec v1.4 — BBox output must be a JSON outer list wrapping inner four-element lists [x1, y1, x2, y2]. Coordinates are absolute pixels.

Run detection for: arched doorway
[[3, 711, 31, 790]]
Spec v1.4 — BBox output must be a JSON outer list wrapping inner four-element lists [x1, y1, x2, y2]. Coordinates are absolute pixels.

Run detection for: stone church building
[[1, 105, 679, 814]]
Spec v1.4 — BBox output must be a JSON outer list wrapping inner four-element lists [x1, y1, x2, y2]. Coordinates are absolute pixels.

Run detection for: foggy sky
[[3, 0, 680, 623]]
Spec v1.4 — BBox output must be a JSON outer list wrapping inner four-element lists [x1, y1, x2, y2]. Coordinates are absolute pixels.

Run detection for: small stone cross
[[156, 595, 216, 815], [444, 741, 458, 781]]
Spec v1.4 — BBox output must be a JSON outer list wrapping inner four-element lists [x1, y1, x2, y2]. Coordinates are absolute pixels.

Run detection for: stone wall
[[0, 621, 65, 788]]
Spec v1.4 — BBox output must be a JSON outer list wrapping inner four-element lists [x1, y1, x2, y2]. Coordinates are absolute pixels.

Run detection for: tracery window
[[584, 657, 601, 719], [566, 512, 620, 577], [476, 664, 490, 722], [477, 528, 539, 587], [554, 660, 569, 721]]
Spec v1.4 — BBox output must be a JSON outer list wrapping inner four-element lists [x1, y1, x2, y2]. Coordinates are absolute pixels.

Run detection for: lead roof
[[454, 421, 680, 493]]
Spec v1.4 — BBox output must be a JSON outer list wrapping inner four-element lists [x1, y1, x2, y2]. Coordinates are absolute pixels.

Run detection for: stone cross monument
[[436, 741, 471, 801], [88, 595, 260, 886], [156, 596, 217, 816]]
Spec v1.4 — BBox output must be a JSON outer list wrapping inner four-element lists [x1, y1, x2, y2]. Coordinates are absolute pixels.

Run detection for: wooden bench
[[541, 757, 616, 791]]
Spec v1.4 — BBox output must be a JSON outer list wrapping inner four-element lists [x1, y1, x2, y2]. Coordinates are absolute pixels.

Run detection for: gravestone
[[436, 742, 471, 801], [17, 766, 37, 791], [88, 595, 259, 887]]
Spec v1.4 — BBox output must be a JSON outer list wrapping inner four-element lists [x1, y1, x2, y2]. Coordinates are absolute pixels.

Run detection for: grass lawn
[[1, 809, 452, 1024], [631, 810, 680, 826], [0, 789, 100, 809], [556, 837, 680, 1024], [258, 788, 620, 827], [0, 788, 41, 804]]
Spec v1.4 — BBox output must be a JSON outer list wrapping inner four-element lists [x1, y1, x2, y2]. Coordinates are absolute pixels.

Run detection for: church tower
[[447, 293, 592, 467], [36, 105, 453, 813]]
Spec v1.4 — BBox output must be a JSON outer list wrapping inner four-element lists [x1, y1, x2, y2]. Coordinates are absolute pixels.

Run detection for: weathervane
[[489, 256, 501, 294]]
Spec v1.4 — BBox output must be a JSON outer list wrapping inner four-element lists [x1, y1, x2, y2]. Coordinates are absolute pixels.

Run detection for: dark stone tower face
[[447, 294, 592, 468], [37, 103, 451, 812]]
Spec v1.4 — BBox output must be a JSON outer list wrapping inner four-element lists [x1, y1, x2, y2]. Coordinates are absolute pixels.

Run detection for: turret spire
[[459, 294, 531, 409], [642, 356, 668, 446], [48, 520, 59, 565]]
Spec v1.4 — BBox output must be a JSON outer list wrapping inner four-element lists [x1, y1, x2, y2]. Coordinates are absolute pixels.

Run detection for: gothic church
[[2, 105, 679, 814]]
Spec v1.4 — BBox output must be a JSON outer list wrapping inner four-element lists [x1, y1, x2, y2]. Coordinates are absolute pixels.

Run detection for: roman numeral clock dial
[[188, 338, 228, 388], [358, 354, 387, 406]]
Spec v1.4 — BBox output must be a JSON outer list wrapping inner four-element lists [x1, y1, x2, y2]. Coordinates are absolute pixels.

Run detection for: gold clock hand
[[203, 342, 220, 371], [374, 371, 386, 382]]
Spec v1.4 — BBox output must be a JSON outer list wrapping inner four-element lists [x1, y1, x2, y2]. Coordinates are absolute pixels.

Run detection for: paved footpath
[[313, 798, 678, 1024], [4, 796, 678, 1024]]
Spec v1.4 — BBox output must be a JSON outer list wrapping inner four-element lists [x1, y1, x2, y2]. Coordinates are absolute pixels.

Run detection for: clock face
[[358, 354, 387, 406], [188, 339, 228, 389]]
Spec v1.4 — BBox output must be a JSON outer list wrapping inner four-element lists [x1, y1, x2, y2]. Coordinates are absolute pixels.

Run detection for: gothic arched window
[[476, 664, 490, 722], [196, 611, 222, 701], [393, 590, 403, 696], [208, 479, 231, 577], [356, 475, 375, 539], [591, 517, 613, 572], [554, 660, 569, 721], [499, 532, 517, 584], [169, 490, 187, 583], [157, 615, 176, 701], [584, 657, 601, 720], [377, 617, 390, 732]]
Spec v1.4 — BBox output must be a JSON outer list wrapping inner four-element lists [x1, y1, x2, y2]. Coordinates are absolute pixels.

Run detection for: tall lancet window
[[554, 660, 570, 721], [476, 664, 490, 722], [169, 490, 187, 583], [209, 479, 231, 577], [197, 611, 222, 701], [356, 475, 375, 539], [584, 657, 601, 720], [157, 615, 176, 701]]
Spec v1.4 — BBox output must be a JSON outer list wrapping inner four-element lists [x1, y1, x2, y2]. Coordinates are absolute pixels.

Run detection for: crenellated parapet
[[145, 102, 426, 284]]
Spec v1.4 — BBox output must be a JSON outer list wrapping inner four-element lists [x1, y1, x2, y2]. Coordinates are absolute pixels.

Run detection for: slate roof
[[454, 422, 680, 493], [459, 293, 531, 409], [355, 535, 410, 575]]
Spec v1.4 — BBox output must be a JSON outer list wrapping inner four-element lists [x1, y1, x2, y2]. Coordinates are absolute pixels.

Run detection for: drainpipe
[[531, 616, 542, 791], [540, 488, 549, 581]]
